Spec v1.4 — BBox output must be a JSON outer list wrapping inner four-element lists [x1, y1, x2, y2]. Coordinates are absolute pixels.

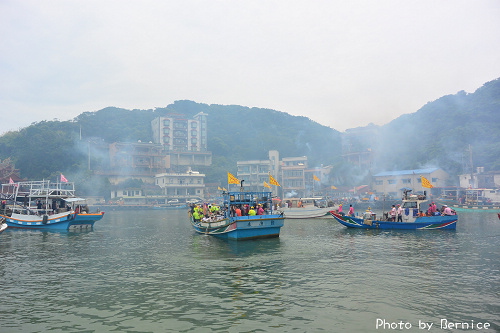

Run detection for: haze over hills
[[0, 77, 499, 194]]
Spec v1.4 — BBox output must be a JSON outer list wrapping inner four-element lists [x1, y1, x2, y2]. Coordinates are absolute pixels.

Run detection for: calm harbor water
[[0, 209, 499, 332]]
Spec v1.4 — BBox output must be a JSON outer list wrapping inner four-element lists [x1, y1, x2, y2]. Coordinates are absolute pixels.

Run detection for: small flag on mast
[[263, 181, 271, 189], [420, 175, 433, 188], [313, 174, 320, 182], [269, 174, 281, 187], [61, 173, 68, 183], [227, 172, 240, 185]]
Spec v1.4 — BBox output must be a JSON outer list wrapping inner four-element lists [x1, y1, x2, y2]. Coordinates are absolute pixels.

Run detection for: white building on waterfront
[[155, 169, 205, 201]]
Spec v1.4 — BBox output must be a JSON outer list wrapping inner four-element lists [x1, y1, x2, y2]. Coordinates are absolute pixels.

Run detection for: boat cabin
[[283, 197, 323, 209]]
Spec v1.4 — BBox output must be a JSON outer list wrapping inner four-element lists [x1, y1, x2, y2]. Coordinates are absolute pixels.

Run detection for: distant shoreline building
[[371, 168, 448, 198]]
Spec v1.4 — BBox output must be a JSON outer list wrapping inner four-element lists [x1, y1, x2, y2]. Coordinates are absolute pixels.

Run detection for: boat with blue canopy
[[330, 190, 457, 230], [189, 190, 285, 240]]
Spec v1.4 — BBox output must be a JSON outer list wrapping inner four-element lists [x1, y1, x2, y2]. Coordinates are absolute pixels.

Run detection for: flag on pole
[[269, 174, 280, 187], [228, 172, 240, 185], [331, 185, 337, 190], [421, 175, 433, 188], [9, 177, 18, 187], [223, 187, 227, 191], [313, 174, 320, 182], [218, 186, 222, 190], [263, 181, 271, 189], [61, 173, 68, 183]]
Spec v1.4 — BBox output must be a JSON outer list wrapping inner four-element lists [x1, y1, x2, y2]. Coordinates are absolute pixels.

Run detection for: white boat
[[279, 197, 335, 219], [0, 180, 105, 230]]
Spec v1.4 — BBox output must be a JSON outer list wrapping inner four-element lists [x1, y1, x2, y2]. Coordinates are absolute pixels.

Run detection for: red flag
[[61, 174, 68, 183]]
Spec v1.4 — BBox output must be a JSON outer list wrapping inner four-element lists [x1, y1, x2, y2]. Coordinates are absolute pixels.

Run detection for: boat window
[[402, 202, 417, 209]]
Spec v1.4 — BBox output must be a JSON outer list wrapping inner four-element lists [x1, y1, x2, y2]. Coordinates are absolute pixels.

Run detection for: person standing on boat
[[442, 205, 455, 216], [235, 206, 242, 216], [390, 205, 397, 221], [257, 204, 264, 215], [397, 204, 403, 222], [348, 204, 354, 217], [248, 206, 256, 216], [431, 201, 437, 214]]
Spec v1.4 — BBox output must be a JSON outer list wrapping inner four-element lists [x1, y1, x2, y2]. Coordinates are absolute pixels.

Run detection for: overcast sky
[[1, 0, 499, 134]]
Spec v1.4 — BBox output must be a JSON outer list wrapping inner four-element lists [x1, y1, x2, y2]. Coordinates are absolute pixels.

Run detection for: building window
[[375, 180, 382, 185], [191, 130, 197, 136], [432, 178, 438, 182], [388, 179, 396, 184], [163, 128, 170, 134], [402, 179, 411, 184], [191, 122, 197, 128], [163, 120, 170, 126]]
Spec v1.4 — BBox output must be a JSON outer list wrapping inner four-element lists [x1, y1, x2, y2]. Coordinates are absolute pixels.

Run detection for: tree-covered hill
[[0, 77, 499, 191], [373, 77, 500, 174]]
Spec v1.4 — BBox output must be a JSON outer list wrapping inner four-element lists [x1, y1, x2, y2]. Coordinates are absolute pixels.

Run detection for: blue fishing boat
[[330, 190, 457, 230], [189, 190, 284, 240], [0, 180, 105, 231]]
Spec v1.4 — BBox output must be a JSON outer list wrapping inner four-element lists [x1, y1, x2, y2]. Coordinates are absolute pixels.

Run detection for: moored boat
[[189, 190, 284, 240], [0, 180, 105, 231], [330, 190, 457, 230], [279, 197, 335, 218]]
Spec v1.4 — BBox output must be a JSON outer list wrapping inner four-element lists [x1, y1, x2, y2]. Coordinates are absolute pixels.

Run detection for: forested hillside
[[373, 78, 500, 174], [0, 77, 499, 193]]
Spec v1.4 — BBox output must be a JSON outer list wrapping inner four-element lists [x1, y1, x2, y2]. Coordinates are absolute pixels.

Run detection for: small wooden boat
[[189, 190, 284, 240], [0, 180, 104, 231], [330, 190, 457, 230]]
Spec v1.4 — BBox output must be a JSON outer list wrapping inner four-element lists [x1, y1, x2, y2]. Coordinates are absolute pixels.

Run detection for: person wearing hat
[[257, 204, 264, 215], [248, 206, 256, 216], [397, 204, 403, 222]]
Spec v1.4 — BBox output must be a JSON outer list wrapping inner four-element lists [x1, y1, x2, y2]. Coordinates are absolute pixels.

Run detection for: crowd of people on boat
[[190, 201, 273, 223]]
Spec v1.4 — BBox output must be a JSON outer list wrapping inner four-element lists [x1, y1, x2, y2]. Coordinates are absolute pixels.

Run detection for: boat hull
[[280, 206, 333, 219], [191, 215, 285, 240], [1, 211, 105, 230], [330, 212, 457, 230]]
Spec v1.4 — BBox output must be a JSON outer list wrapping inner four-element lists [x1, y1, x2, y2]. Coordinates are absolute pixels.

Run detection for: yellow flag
[[228, 172, 240, 185], [331, 185, 337, 190], [223, 187, 227, 191], [313, 174, 320, 182], [218, 186, 222, 190], [269, 174, 281, 187], [263, 181, 271, 189], [421, 176, 433, 188]]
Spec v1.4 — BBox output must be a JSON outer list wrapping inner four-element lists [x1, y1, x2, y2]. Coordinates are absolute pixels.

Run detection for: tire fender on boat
[[42, 215, 48, 224]]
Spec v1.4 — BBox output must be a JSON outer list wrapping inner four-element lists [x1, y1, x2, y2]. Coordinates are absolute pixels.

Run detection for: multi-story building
[[155, 169, 205, 202], [151, 112, 208, 152], [236, 150, 280, 196], [151, 112, 211, 171], [281, 156, 308, 198], [371, 168, 448, 198], [106, 142, 170, 185]]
